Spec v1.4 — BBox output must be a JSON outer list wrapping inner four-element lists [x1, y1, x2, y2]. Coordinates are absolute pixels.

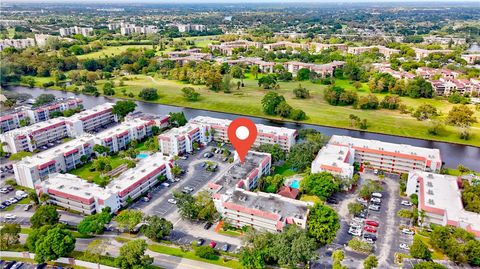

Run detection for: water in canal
[[5, 86, 479, 169]]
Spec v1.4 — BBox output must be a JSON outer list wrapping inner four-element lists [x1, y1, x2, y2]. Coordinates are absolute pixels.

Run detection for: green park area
[[25, 70, 480, 147], [70, 155, 129, 185]]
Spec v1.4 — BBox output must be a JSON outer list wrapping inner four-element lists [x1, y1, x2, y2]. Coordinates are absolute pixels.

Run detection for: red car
[[209, 241, 217, 248], [364, 226, 377, 233], [365, 220, 379, 227]]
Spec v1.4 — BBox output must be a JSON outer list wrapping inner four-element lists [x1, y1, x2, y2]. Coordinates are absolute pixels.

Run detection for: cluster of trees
[[287, 129, 328, 171], [257, 144, 285, 163], [112, 100, 137, 118], [257, 174, 285, 193], [0, 223, 21, 250], [261, 91, 306, 120], [461, 181, 480, 213], [173, 191, 218, 222], [78, 208, 113, 235], [300, 172, 341, 200], [181, 87, 200, 101], [358, 180, 384, 199], [239, 225, 317, 269], [139, 88, 159, 101], [349, 114, 368, 130]]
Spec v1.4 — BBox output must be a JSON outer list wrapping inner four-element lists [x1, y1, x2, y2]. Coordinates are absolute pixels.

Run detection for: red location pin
[[227, 118, 257, 163]]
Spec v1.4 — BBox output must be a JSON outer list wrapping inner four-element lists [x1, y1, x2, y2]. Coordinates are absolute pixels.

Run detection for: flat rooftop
[[16, 135, 95, 168], [411, 171, 480, 234], [94, 119, 150, 140], [107, 153, 172, 193], [43, 173, 115, 201], [2, 117, 67, 136], [190, 116, 296, 137], [159, 123, 199, 138], [227, 189, 310, 221], [213, 151, 270, 193], [329, 135, 441, 162], [313, 144, 354, 174], [67, 103, 114, 121]]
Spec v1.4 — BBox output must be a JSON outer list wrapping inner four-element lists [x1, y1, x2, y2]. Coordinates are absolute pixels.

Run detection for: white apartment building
[[173, 23, 206, 33], [0, 110, 29, 133], [13, 135, 95, 188], [461, 54, 480, 64], [263, 41, 309, 51], [94, 118, 156, 153], [347, 46, 399, 59], [0, 38, 35, 51], [120, 24, 158, 35], [311, 143, 355, 179], [328, 135, 442, 174], [310, 43, 347, 53], [36, 153, 174, 214], [158, 123, 211, 156], [406, 171, 480, 238], [36, 173, 120, 215], [208, 40, 263, 56], [59, 26, 93, 37], [0, 103, 116, 153], [107, 153, 173, 206], [190, 116, 297, 151], [413, 48, 453, 60], [209, 151, 311, 232]]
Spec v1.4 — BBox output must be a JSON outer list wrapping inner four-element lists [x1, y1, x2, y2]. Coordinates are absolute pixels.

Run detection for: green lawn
[[21, 73, 480, 147], [300, 194, 322, 204], [415, 234, 446, 260], [77, 45, 154, 60], [148, 244, 242, 269], [273, 164, 297, 177], [70, 155, 129, 184]]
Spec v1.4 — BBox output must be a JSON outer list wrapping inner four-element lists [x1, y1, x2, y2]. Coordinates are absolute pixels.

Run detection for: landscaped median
[[148, 243, 242, 269]]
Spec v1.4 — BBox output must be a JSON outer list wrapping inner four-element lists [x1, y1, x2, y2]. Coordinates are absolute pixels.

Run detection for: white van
[[372, 192, 383, 198]]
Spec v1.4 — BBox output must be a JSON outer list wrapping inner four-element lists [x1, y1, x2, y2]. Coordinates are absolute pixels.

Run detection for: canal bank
[[5, 86, 480, 169]]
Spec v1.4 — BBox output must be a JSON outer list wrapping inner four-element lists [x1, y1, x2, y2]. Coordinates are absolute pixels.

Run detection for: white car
[[4, 214, 16, 220], [364, 238, 375, 244], [350, 222, 362, 229], [402, 228, 415, 235], [168, 199, 177, 204], [352, 217, 364, 223], [368, 204, 380, 211], [161, 182, 170, 188], [401, 200, 413, 206], [399, 243, 410, 250], [348, 228, 362, 236], [370, 197, 382, 204], [371, 192, 383, 198], [356, 197, 368, 204]]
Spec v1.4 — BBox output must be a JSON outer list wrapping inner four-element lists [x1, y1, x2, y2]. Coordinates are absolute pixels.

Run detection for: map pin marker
[[227, 118, 257, 163]]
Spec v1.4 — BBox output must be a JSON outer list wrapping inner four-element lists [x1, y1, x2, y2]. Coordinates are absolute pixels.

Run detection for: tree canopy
[[307, 203, 340, 245]]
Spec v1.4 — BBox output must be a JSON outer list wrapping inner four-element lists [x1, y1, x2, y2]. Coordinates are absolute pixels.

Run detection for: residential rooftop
[[94, 119, 150, 140], [42, 173, 116, 201]]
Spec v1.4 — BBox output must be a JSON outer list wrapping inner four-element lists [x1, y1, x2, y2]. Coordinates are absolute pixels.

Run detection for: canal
[[5, 86, 480, 169]]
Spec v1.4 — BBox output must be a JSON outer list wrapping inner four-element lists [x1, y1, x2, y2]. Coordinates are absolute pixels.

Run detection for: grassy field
[[77, 45, 155, 60], [70, 155, 129, 184], [22, 72, 480, 147], [148, 243, 242, 269]]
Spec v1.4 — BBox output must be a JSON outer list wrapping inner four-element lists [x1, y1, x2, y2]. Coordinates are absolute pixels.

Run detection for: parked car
[[352, 217, 364, 223], [356, 211, 367, 219], [196, 239, 205, 246], [401, 200, 413, 206], [0, 204, 5, 210], [363, 238, 375, 244], [183, 186, 194, 192], [368, 204, 380, 211], [363, 233, 377, 241], [204, 222, 212, 230], [142, 197, 150, 202], [179, 156, 188, 160], [370, 197, 382, 204], [167, 199, 177, 204], [201, 162, 206, 168], [35, 263, 47, 269], [5, 214, 16, 220], [11, 262, 24, 269], [221, 244, 230, 252], [24, 204, 32, 211], [4, 261, 17, 269], [203, 152, 213, 158], [371, 192, 383, 198], [348, 227, 362, 236], [326, 197, 338, 204], [161, 182, 170, 188], [0, 188, 9, 194], [364, 226, 377, 233], [402, 228, 415, 235], [399, 243, 410, 250], [8, 198, 18, 204], [209, 241, 217, 248], [350, 222, 362, 229], [365, 220, 379, 227], [356, 197, 368, 204]]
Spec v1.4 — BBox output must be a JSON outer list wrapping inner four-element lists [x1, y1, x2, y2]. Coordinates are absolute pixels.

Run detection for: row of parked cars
[[0, 260, 72, 269], [348, 192, 384, 243], [0, 189, 29, 210], [195, 238, 231, 252]]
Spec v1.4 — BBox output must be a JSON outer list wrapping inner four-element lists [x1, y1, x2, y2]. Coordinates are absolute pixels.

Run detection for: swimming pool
[[290, 180, 300, 189], [137, 153, 149, 159]]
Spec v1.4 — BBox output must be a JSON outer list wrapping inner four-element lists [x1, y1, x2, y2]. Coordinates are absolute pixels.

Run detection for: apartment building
[[0, 103, 116, 153], [36, 173, 120, 215], [423, 36, 466, 45], [406, 171, 480, 238], [124, 112, 170, 129], [284, 61, 345, 77], [208, 40, 262, 56], [310, 43, 347, 53], [120, 24, 158, 35], [328, 135, 442, 174], [0, 110, 29, 133], [107, 153, 173, 206], [413, 48, 453, 60], [0, 38, 35, 51], [26, 98, 83, 123], [158, 123, 211, 156], [347, 46, 399, 59], [65, 103, 116, 133], [263, 41, 309, 51], [94, 118, 156, 153], [173, 24, 206, 33], [13, 135, 95, 188], [190, 116, 297, 151], [59, 26, 94, 37], [160, 48, 212, 65], [461, 54, 480, 64], [375, 66, 415, 80], [36, 153, 173, 214], [311, 143, 355, 179], [209, 151, 311, 232]]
